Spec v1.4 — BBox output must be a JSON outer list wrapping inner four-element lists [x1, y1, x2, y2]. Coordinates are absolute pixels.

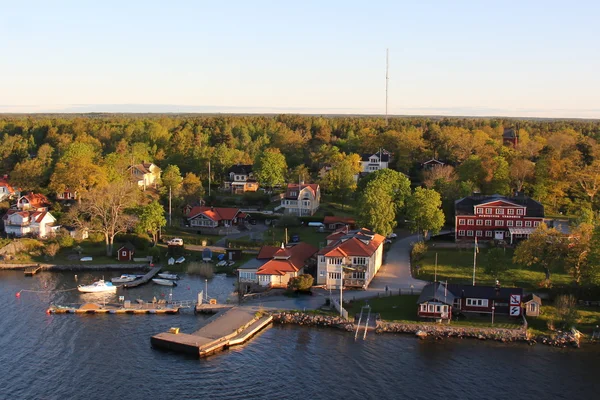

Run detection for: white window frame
[[466, 298, 489, 307], [495, 220, 504, 226], [485, 220, 492, 226], [485, 231, 493, 237], [517, 209, 524, 215], [516, 221, 523, 227], [476, 208, 483, 214], [507, 209, 514, 215], [467, 230, 474, 237], [458, 219, 466, 225], [467, 220, 474, 225], [485, 208, 492, 214], [525, 221, 532, 227], [476, 230, 482, 237], [496, 208, 504, 215], [476, 220, 483, 226], [533, 221, 540, 227], [506, 220, 513, 227], [458, 230, 465, 236]]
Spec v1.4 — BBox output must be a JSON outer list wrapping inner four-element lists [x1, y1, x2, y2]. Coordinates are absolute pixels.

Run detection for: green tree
[[137, 200, 167, 245], [161, 164, 183, 195], [287, 164, 311, 184], [11, 143, 54, 191], [287, 274, 314, 291], [181, 172, 204, 203], [554, 295, 579, 329], [356, 169, 411, 236], [483, 248, 509, 278], [320, 152, 361, 206], [255, 148, 287, 189], [405, 187, 445, 239], [457, 155, 486, 191], [487, 156, 511, 195], [513, 224, 568, 287]]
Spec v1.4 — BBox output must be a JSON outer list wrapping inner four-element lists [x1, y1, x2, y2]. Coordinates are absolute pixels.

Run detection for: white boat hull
[[152, 279, 177, 286], [157, 273, 179, 280], [78, 280, 117, 293]]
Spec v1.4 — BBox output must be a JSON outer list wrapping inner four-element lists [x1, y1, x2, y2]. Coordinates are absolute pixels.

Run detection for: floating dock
[[122, 265, 161, 288], [195, 303, 233, 314], [151, 307, 272, 357], [47, 301, 181, 315], [24, 265, 43, 276]]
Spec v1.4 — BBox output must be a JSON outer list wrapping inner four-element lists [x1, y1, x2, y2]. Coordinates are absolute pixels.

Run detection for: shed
[[117, 242, 135, 261], [523, 294, 542, 317], [225, 248, 243, 261]]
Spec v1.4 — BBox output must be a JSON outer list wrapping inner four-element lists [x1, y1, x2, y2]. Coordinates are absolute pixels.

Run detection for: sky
[[1, 0, 599, 118]]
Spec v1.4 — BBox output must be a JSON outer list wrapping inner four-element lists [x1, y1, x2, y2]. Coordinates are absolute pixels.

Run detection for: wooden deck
[[195, 303, 233, 314], [151, 307, 272, 357], [48, 302, 181, 315], [122, 266, 161, 288], [24, 265, 43, 276]]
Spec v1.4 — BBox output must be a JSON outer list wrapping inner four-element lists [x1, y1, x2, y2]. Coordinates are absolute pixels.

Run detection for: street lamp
[[205, 279, 208, 302]]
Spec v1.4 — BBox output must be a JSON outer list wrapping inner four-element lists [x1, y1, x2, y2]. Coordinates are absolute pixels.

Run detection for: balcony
[[343, 278, 366, 288]]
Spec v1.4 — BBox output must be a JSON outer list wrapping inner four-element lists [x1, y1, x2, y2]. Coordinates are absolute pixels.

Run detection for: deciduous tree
[[137, 200, 167, 245], [405, 187, 445, 239], [254, 148, 287, 189]]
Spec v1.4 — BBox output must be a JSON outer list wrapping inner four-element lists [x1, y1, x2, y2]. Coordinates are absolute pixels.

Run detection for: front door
[[494, 231, 504, 240]]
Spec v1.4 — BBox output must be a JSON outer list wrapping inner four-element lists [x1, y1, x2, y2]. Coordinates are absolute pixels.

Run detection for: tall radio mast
[[385, 48, 389, 125]]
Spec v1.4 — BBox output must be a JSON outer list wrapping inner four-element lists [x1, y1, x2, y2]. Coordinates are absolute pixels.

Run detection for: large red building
[[455, 194, 544, 243]]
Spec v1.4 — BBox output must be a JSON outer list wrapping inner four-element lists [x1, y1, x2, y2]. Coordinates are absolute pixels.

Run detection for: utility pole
[[339, 264, 344, 318], [169, 186, 172, 227], [208, 161, 211, 197], [385, 48, 389, 125], [473, 236, 478, 286]]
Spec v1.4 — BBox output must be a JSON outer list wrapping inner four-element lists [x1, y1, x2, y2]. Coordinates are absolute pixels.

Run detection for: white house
[[0, 176, 18, 202], [238, 242, 317, 290], [360, 149, 391, 174], [316, 228, 385, 289], [128, 162, 161, 189], [3, 210, 58, 238], [224, 164, 259, 193], [281, 183, 320, 216]]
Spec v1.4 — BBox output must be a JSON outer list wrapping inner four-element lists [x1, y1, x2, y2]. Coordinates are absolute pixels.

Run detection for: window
[[507, 209, 514, 215], [506, 220, 513, 227], [436, 305, 441, 312], [319, 256, 325, 263], [495, 220, 504, 226], [525, 221, 532, 227], [353, 257, 367, 265], [466, 298, 489, 307], [485, 231, 493, 237], [458, 219, 466, 225], [476, 230, 482, 237], [351, 272, 365, 279], [516, 221, 523, 227], [496, 208, 504, 215], [485, 220, 492, 226], [428, 304, 434, 312], [485, 208, 492, 214], [329, 257, 343, 265], [467, 230, 473, 237], [290, 191, 297, 197], [122, 251, 127, 256], [467, 219, 474, 225], [458, 230, 465, 236], [533, 221, 540, 227], [476, 220, 483, 226], [328, 272, 341, 280], [476, 208, 483, 214], [319, 270, 326, 277], [517, 209, 524, 215]]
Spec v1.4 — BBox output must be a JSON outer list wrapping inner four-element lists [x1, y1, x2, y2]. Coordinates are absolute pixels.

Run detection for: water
[[1, 270, 597, 400]]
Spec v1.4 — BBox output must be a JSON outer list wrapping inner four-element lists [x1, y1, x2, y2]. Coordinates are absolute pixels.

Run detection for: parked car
[[291, 235, 300, 243], [167, 238, 184, 246], [387, 233, 397, 239]]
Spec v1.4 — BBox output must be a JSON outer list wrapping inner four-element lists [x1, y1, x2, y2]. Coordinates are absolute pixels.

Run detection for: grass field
[[415, 248, 573, 289], [526, 304, 600, 336], [264, 226, 329, 248]]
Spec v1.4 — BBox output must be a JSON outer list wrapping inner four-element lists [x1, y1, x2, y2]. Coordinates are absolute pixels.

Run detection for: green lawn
[[415, 248, 573, 289], [161, 226, 224, 246], [265, 226, 329, 248], [526, 304, 600, 336]]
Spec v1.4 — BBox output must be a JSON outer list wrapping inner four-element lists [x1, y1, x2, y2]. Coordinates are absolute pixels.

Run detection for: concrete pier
[[122, 265, 161, 288], [151, 307, 272, 357]]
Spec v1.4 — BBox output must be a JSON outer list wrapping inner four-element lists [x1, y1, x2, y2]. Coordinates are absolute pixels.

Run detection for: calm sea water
[[0, 270, 597, 400]]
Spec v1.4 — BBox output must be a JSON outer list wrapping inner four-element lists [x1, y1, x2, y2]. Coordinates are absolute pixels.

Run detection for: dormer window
[[290, 191, 297, 197]]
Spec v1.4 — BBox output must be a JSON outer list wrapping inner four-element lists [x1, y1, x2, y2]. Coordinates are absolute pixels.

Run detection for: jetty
[[151, 307, 272, 357], [24, 265, 43, 276], [122, 265, 161, 288], [48, 301, 181, 315]]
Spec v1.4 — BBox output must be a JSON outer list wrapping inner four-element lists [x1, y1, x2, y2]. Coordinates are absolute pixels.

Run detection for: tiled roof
[[455, 194, 544, 217], [118, 242, 136, 252], [186, 206, 241, 221], [319, 228, 385, 257], [21, 193, 50, 209], [361, 149, 391, 162], [323, 216, 356, 225], [227, 164, 253, 175], [285, 183, 319, 199], [256, 242, 318, 276], [447, 284, 523, 301], [129, 162, 160, 175]]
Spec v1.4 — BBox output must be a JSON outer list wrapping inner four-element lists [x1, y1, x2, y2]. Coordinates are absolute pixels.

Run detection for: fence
[[330, 296, 349, 320]]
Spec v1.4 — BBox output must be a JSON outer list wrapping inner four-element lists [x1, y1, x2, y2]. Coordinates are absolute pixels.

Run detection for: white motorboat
[[111, 274, 141, 283], [152, 278, 177, 286], [175, 257, 185, 264], [168, 257, 175, 265], [157, 273, 179, 280], [78, 279, 117, 293]]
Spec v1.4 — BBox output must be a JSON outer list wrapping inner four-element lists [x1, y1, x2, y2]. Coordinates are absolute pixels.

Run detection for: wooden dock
[[24, 265, 43, 276], [195, 303, 233, 314], [47, 302, 180, 315], [122, 265, 161, 288], [151, 307, 272, 357]]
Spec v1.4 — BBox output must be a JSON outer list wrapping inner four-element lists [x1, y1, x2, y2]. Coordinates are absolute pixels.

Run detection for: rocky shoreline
[[0, 263, 148, 271], [271, 311, 585, 348]]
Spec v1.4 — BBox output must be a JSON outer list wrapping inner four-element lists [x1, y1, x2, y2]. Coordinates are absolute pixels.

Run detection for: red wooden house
[[117, 243, 135, 261], [454, 194, 544, 244]]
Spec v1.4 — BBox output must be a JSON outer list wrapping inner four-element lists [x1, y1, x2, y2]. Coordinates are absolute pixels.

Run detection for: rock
[[415, 330, 427, 339]]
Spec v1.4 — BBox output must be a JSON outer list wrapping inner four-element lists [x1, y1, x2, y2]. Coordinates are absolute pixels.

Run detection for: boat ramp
[[151, 307, 273, 357], [24, 265, 44, 276]]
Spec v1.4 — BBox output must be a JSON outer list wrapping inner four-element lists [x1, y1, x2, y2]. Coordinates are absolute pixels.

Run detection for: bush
[[555, 294, 579, 329], [287, 274, 314, 291], [411, 241, 427, 264], [56, 229, 75, 248], [44, 242, 60, 259], [88, 232, 104, 243], [276, 215, 301, 227]]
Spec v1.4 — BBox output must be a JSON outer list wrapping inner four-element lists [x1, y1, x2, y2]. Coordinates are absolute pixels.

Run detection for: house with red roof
[[238, 242, 318, 290], [281, 183, 320, 216], [323, 216, 356, 231], [185, 206, 246, 228], [3, 209, 57, 238], [316, 228, 385, 289], [16, 192, 51, 211], [56, 187, 77, 202]]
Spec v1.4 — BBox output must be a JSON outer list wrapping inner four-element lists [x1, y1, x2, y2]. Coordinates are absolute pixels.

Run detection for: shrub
[[287, 274, 314, 291], [88, 232, 104, 243], [411, 241, 427, 264], [44, 242, 60, 259], [56, 229, 75, 248], [554, 294, 579, 329]]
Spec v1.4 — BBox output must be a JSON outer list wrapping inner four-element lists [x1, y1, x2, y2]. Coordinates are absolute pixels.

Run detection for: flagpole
[[472, 236, 477, 286]]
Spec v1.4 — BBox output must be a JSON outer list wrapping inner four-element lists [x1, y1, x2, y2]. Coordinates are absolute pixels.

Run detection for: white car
[[387, 233, 397, 239], [167, 238, 184, 246]]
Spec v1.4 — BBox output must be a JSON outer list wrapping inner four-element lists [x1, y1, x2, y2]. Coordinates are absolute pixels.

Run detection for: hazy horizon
[[2, 1, 599, 119]]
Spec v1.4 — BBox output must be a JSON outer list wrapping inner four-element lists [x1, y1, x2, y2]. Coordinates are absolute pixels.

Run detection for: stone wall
[[377, 321, 528, 342], [0, 263, 148, 271]]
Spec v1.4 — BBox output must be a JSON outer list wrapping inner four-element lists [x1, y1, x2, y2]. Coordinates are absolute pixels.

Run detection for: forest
[[1, 114, 600, 220]]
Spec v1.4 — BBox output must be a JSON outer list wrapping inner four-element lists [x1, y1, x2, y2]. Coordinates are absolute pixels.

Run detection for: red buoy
[[15, 292, 21, 298]]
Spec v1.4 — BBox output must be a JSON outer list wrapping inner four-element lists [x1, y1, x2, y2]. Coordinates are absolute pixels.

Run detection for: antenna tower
[[385, 48, 389, 125]]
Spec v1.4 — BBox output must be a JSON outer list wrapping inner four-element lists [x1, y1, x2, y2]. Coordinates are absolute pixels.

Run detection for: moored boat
[[111, 274, 139, 283], [78, 280, 117, 293], [157, 273, 179, 280], [152, 278, 177, 286]]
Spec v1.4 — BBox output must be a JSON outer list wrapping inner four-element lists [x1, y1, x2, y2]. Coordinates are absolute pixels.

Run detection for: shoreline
[[271, 311, 592, 349], [0, 263, 149, 272]]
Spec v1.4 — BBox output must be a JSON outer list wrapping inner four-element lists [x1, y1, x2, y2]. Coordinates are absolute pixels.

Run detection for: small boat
[[78, 279, 117, 293], [80, 256, 93, 262], [175, 257, 185, 264], [152, 278, 177, 286], [111, 274, 140, 283], [168, 257, 175, 265], [157, 273, 179, 280], [216, 260, 227, 267]]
